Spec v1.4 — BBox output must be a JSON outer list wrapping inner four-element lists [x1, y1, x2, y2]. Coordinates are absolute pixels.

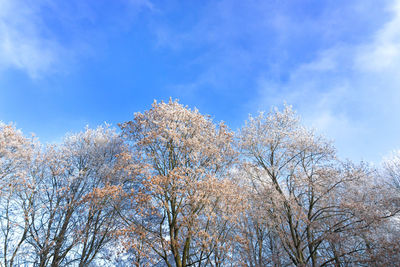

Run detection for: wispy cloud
[[0, 0, 153, 78], [255, 0, 400, 162], [152, 0, 399, 162], [355, 1, 400, 73], [154, 0, 390, 96], [0, 0, 62, 78]]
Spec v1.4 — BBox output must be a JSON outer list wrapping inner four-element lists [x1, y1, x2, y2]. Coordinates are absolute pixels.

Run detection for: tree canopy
[[0, 100, 399, 266]]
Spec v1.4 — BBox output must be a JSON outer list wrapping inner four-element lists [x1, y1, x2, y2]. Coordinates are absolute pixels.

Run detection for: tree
[[237, 105, 395, 266], [383, 150, 400, 190], [0, 123, 36, 267], [1, 100, 399, 266], [364, 151, 400, 265], [27, 125, 127, 266], [119, 99, 241, 266]]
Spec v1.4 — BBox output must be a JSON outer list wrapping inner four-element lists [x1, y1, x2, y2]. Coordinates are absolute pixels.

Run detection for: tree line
[[1, 99, 399, 266]]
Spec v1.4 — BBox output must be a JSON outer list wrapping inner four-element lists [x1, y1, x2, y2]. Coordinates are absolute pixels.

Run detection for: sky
[[0, 0, 400, 163]]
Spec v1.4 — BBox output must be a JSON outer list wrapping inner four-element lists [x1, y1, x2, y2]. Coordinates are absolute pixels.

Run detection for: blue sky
[[1, 0, 400, 163]]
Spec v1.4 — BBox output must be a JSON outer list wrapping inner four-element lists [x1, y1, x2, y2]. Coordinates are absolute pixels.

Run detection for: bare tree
[[0, 123, 36, 267], [237, 105, 396, 266], [119, 99, 242, 267], [28, 125, 126, 266], [1, 102, 399, 266]]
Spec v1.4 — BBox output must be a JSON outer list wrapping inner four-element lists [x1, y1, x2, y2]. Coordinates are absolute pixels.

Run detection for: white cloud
[[255, 0, 400, 163], [0, 0, 63, 78], [355, 0, 400, 73], [0, 0, 153, 79]]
